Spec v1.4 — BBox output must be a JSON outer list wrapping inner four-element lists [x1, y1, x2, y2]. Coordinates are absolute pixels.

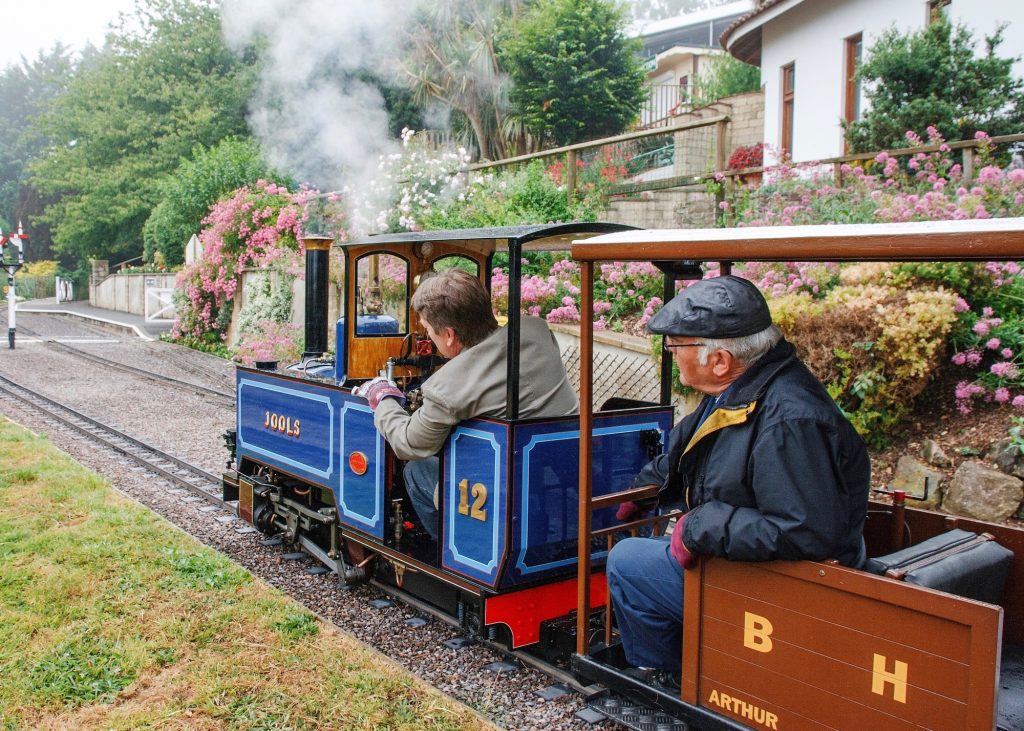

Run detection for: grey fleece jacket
[[373, 316, 579, 460]]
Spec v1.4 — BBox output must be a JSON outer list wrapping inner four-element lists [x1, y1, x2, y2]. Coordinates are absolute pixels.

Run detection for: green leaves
[[846, 18, 1024, 152], [26, 0, 257, 264], [143, 137, 284, 266], [29, 635, 137, 707], [499, 0, 646, 146]]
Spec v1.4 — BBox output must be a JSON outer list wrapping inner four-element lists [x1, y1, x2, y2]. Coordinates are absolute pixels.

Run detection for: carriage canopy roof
[[570, 218, 1024, 263]]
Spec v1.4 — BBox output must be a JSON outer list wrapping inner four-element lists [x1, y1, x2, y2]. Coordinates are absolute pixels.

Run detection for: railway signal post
[[0, 222, 26, 349]]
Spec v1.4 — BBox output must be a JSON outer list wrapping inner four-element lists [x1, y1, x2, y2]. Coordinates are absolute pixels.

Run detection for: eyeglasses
[[663, 341, 704, 354]]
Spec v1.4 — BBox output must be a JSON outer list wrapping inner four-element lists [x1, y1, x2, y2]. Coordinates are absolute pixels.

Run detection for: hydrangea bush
[[490, 256, 664, 332]]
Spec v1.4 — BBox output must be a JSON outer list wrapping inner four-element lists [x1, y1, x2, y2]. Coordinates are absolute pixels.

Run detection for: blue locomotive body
[[236, 366, 670, 592]]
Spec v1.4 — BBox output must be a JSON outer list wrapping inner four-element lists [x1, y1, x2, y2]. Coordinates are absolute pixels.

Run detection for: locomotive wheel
[[252, 502, 278, 535]]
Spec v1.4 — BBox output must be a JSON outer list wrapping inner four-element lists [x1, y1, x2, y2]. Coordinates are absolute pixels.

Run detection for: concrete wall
[[604, 187, 717, 229], [605, 91, 763, 229], [758, 0, 1024, 163], [90, 273, 177, 316]]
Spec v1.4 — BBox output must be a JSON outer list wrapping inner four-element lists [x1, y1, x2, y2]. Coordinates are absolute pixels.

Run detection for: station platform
[[14, 298, 174, 340]]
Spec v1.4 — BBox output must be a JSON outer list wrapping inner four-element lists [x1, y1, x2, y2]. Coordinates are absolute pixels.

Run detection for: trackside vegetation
[[0, 417, 491, 731]]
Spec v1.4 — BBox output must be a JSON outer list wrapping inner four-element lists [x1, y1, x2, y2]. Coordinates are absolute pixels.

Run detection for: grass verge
[[0, 417, 492, 731]]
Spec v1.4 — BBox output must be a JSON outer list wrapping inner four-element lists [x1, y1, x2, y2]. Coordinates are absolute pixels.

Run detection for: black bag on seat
[[865, 528, 1014, 604]]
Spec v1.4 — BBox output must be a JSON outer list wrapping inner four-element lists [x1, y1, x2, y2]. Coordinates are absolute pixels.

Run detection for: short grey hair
[[697, 324, 783, 367]]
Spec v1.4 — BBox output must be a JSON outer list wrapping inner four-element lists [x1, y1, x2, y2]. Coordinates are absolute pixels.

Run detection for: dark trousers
[[404, 457, 439, 541], [606, 536, 685, 672]]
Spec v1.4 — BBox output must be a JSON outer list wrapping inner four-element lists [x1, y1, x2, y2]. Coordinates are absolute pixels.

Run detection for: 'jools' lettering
[[264, 411, 300, 438]]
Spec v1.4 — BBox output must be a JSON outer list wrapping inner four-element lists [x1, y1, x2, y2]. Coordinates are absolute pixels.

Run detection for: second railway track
[[0, 373, 224, 506], [17, 323, 235, 406]]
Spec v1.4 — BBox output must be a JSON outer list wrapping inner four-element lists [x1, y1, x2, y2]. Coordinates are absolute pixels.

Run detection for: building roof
[[720, 0, 798, 65], [638, 1, 751, 55]]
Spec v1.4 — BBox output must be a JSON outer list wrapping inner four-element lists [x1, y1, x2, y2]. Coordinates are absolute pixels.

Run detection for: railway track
[[0, 373, 225, 507], [17, 324, 235, 406]]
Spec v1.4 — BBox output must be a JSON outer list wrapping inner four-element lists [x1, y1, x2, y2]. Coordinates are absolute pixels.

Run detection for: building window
[[928, 0, 951, 23], [843, 33, 863, 151], [781, 62, 795, 158]]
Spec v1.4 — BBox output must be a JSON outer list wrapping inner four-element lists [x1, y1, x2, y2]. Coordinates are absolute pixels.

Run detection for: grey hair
[[697, 324, 783, 367]]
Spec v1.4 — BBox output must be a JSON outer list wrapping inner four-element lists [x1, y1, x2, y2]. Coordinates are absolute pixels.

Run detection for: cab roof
[[344, 222, 636, 251]]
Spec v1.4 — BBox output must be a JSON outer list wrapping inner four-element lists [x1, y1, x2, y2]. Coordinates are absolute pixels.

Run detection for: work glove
[[669, 513, 697, 570], [352, 377, 405, 410], [615, 500, 650, 523]]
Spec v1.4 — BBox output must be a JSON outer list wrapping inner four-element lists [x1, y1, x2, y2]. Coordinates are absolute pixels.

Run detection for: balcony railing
[[639, 83, 692, 129]]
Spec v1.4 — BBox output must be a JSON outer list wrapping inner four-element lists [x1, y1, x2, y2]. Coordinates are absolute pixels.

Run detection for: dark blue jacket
[[635, 339, 870, 567]]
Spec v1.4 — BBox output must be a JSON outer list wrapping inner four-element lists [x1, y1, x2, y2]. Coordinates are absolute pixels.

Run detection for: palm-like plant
[[403, 0, 528, 161]]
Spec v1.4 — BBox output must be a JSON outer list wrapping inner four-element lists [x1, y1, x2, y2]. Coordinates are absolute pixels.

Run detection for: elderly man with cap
[[606, 275, 870, 682]]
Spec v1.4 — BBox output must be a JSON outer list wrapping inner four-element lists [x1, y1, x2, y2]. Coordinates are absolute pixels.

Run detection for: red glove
[[353, 377, 406, 410], [669, 514, 697, 570], [615, 500, 649, 522]]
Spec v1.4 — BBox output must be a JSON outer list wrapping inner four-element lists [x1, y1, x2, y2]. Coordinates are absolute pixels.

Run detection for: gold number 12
[[457, 478, 488, 521]]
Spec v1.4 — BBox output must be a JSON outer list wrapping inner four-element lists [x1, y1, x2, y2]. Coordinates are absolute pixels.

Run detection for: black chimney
[[301, 235, 333, 358]]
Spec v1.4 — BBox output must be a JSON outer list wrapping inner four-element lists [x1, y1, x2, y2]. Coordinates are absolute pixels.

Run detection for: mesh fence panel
[[560, 345, 661, 410]]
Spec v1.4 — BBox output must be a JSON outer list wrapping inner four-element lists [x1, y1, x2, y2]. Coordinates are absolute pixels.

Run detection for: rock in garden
[[921, 438, 952, 468], [891, 455, 943, 510], [942, 461, 1024, 523], [987, 438, 1024, 480]]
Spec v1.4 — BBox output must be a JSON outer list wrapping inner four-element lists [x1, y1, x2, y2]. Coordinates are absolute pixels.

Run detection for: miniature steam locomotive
[[222, 223, 671, 650]]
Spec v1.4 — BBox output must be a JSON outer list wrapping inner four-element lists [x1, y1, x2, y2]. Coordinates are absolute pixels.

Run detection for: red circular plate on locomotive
[[348, 451, 368, 476]]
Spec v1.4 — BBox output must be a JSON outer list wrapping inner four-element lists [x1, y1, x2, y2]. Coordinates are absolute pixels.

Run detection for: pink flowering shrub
[[172, 182, 347, 359], [173, 181, 306, 342], [489, 255, 664, 332], [735, 261, 840, 298], [712, 128, 1024, 424], [717, 129, 1024, 228], [949, 286, 1024, 413]]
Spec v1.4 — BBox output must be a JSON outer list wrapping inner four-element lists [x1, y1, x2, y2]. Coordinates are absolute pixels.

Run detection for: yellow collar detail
[[682, 401, 758, 457]]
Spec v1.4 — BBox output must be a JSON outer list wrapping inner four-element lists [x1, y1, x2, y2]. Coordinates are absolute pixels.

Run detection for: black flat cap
[[647, 275, 771, 338]]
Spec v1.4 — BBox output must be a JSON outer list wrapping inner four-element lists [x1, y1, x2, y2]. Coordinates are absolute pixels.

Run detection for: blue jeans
[[404, 457, 439, 541], [606, 536, 685, 672]]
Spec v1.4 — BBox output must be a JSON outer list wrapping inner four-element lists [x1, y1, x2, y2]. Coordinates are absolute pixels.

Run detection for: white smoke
[[221, 0, 415, 217]]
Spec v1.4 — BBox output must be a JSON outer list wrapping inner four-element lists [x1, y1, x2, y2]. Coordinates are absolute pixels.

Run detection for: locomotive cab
[[225, 223, 676, 651]]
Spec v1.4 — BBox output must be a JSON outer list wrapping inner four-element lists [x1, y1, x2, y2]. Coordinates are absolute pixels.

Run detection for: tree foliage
[[403, 0, 522, 161], [142, 137, 287, 266], [27, 0, 257, 264], [0, 45, 78, 259], [499, 0, 646, 146], [691, 54, 761, 108], [845, 19, 1024, 153]]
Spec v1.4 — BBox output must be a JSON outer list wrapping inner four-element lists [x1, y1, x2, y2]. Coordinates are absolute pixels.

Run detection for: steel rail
[[0, 373, 223, 507], [42, 339, 235, 405], [374, 579, 591, 695]]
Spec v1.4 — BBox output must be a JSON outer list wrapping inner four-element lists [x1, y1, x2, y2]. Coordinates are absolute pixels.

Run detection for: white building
[[722, 0, 1024, 162], [636, 1, 752, 127]]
